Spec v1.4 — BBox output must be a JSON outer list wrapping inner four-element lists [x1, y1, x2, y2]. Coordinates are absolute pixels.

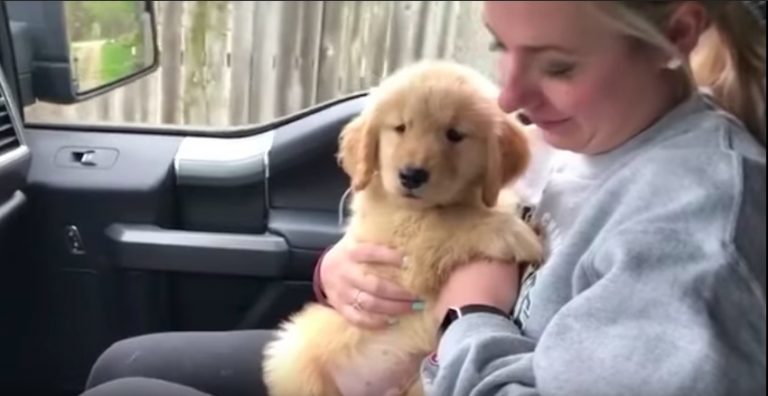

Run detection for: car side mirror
[[6, 0, 159, 105]]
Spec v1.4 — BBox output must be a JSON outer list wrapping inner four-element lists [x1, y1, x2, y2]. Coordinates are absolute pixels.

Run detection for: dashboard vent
[[0, 87, 20, 155]]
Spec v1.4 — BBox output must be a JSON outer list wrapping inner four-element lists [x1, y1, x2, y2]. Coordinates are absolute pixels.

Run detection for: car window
[[22, 1, 498, 131]]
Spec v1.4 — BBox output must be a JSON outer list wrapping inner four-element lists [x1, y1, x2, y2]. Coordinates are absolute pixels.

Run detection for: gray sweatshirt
[[421, 93, 767, 396]]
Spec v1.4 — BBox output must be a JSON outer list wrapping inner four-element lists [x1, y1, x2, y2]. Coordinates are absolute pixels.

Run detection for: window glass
[[23, 1, 498, 130]]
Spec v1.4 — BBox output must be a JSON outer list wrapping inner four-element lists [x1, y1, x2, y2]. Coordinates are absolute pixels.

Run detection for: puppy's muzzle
[[399, 167, 430, 190]]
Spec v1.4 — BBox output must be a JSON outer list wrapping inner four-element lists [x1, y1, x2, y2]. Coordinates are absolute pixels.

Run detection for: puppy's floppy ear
[[482, 116, 531, 207], [337, 113, 378, 191]]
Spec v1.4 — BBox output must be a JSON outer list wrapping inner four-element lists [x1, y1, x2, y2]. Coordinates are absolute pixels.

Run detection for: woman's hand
[[319, 237, 423, 329], [432, 260, 521, 324]]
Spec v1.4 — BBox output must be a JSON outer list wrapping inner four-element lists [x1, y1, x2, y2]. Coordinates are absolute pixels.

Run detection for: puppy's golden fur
[[262, 60, 542, 396]]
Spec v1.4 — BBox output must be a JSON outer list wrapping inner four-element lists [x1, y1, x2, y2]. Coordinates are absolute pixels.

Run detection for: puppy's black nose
[[399, 167, 430, 189]]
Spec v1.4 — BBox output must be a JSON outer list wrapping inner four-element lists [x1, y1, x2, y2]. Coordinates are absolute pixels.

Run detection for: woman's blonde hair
[[593, 1, 766, 146]]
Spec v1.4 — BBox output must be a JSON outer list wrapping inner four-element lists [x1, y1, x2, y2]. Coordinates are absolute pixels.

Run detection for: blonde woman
[[317, 1, 766, 395]]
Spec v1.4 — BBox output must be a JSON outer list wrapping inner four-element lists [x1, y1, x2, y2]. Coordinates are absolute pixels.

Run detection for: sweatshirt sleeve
[[420, 227, 766, 396]]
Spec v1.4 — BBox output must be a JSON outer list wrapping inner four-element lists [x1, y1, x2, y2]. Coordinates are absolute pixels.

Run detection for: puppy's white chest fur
[[329, 330, 424, 396]]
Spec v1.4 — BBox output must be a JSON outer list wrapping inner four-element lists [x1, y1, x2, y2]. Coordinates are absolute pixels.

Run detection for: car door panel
[[9, 92, 362, 395], [267, 95, 364, 211], [0, 0, 369, 393], [173, 131, 270, 233], [10, 129, 181, 391]]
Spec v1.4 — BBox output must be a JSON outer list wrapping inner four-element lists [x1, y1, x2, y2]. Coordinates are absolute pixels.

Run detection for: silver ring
[[352, 289, 364, 311]]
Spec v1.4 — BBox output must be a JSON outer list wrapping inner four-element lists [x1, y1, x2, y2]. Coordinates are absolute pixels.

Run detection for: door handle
[[71, 150, 97, 166], [55, 146, 119, 169]]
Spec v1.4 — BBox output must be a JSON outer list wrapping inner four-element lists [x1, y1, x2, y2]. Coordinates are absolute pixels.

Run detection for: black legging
[[80, 330, 274, 396]]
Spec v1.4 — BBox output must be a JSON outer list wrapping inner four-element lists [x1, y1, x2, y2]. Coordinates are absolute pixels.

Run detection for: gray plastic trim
[[106, 223, 289, 277], [0, 144, 29, 168], [173, 131, 274, 187], [0, 145, 30, 198], [0, 190, 25, 230], [267, 209, 344, 250], [263, 149, 272, 208]]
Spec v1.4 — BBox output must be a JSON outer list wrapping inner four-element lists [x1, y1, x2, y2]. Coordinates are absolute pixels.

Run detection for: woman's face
[[484, 1, 680, 155]]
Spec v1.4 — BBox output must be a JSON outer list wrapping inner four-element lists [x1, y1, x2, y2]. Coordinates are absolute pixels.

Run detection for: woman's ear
[[482, 117, 531, 207], [665, 1, 710, 58], [337, 113, 378, 191]]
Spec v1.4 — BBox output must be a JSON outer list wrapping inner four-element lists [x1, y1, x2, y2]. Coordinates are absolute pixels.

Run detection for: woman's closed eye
[[542, 60, 576, 78]]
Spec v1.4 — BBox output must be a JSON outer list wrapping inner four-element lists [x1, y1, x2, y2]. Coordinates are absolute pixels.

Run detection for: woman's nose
[[499, 87, 526, 113], [497, 55, 536, 112]]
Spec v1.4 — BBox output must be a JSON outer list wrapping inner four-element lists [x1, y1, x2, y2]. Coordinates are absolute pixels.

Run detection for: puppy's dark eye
[[446, 128, 464, 143], [395, 124, 406, 134]]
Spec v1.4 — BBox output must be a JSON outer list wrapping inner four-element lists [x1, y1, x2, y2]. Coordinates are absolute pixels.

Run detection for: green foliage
[[65, 1, 141, 42], [100, 40, 134, 81], [66, 1, 147, 87]]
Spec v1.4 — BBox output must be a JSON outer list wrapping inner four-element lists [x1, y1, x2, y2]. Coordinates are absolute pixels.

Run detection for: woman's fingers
[[343, 288, 420, 317], [337, 302, 396, 330], [319, 238, 422, 328]]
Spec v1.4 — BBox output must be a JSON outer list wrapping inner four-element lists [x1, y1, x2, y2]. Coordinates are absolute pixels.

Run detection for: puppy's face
[[338, 61, 530, 208], [375, 88, 493, 207]]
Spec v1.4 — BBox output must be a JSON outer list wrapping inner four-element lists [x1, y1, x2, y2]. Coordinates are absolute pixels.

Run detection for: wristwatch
[[438, 304, 510, 336]]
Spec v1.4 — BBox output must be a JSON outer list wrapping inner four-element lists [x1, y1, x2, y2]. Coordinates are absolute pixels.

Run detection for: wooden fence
[[25, 1, 497, 129]]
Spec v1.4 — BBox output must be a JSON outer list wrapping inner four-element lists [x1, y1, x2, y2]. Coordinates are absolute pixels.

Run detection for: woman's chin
[[538, 125, 583, 152]]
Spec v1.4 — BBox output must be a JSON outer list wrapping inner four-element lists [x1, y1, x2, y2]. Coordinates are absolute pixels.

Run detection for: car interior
[[0, 1, 765, 395], [0, 1, 358, 394]]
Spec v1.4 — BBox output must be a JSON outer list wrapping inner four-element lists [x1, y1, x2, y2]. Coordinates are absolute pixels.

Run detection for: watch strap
[[438, 304, 509, 336]]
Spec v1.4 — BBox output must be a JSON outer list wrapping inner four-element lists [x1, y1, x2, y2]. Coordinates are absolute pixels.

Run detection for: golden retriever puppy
[[262, 60, 542, 396]]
